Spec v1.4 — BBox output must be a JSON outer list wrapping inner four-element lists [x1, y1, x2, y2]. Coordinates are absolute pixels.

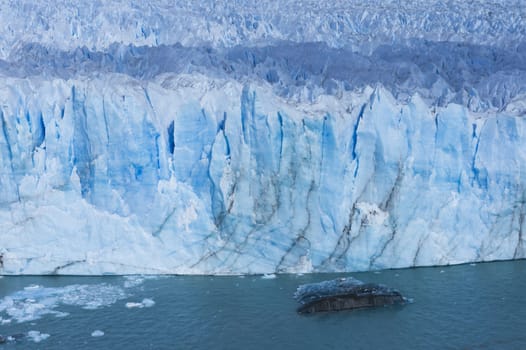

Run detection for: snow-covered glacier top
[[1, 0, 525, 113], [0, 0, 525, 275], [1, 0, 524, 56]]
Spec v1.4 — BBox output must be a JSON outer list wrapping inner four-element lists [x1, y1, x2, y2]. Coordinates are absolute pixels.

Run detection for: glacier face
[[0, 1, 525, 274]]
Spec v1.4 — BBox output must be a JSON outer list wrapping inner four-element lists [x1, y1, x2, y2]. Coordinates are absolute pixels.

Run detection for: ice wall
[[0, 0, 525, 274]]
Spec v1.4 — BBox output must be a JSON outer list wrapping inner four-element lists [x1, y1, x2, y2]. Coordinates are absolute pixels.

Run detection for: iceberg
[[0, 1, 525, 274], [294, 277, 407, 313]]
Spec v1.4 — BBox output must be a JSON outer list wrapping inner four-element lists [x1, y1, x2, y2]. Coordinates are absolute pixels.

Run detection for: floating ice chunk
[[7, 334, 24, 343], [141, 298, 155, 307], [24, 285, 42, 291], [123, 276, 145, 288], [0, 283, 127, 323], [123, 275, 161, 288], [294, 277, 407, 313], [27, 331, 50, 343], [61, 284, 128, 309], [91, 330, 105, 337], [125, 298, 155, 308], [261, 274, 276, 279], [125, 302, 143, 309]]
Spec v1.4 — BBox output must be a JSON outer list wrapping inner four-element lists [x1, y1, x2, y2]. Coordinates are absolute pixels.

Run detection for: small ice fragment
[[27, 331, 50, 343], [123, 276, 145, 288], [126, 298, 155, 308], [91, 330, 104, 337], [470, 263, 477, 266], [1, 318, 12, 325], [261, 274, 276, 279], [125, 302, 143, 309], [141, 298, 155, 308], [440, 270, 445, 273], [373, 271, 381, 274], [24, 285, 41, 290]]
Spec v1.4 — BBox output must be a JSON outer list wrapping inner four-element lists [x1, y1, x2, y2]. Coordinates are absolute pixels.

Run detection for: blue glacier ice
[[0, 0, 525, 274]]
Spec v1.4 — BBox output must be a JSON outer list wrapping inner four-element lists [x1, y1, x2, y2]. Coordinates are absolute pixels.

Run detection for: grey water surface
[[1, 260, 525, 349]]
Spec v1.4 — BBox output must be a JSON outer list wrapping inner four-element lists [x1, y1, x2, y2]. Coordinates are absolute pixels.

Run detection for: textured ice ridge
[[1, 0, 524, 59], [3, 39, 525, 114], [0, 0, 525, 274]]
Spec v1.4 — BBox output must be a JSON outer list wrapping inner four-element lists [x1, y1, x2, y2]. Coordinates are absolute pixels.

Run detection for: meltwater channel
[[1, 260, 525, 349]]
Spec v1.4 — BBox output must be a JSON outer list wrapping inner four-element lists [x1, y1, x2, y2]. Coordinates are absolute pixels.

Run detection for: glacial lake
[[1, 260, 525, 349]]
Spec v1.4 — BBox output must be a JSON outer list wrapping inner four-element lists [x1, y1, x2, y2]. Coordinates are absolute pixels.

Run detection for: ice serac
[[0, 0, 525, 274]]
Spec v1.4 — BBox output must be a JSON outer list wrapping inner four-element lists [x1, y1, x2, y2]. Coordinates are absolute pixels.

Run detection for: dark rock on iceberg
[[294, 277, 407, 314]]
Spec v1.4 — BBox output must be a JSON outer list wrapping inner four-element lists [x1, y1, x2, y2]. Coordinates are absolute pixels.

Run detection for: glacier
[[0, 0, 525, 274]]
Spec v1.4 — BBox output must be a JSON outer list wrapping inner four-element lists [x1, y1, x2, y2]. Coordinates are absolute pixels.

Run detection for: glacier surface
[[0, 0, 525, 274]]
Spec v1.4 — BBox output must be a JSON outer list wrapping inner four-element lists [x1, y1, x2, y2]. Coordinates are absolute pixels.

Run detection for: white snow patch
[[355, 202, 389, 226]]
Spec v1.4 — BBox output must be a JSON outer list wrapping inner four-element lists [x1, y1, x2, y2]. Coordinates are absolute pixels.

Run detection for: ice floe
[[27, 330, 50, 343], [0, 283, 127, 323]]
